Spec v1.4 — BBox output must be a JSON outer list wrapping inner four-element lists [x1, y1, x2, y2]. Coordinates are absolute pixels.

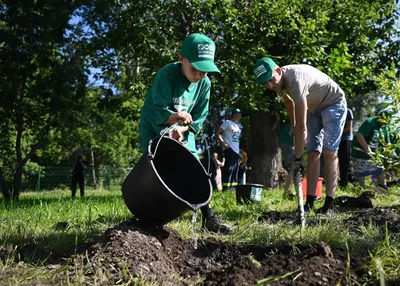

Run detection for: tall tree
[[81, 0, 399, 187], [0, 1, 88, 199]]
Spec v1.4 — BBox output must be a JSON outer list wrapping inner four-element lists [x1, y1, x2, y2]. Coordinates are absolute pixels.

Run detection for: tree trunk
[[248, 111, 281, 188], [90, 145, 98, 189]]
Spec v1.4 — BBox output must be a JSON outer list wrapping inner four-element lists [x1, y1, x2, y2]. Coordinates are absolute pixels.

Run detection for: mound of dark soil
[[0, 219, 368, 285], [62, 220, 365, 285], [344, 208, 400, 234]]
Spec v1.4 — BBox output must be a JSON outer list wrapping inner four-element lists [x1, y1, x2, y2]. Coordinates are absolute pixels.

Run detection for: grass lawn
[[1, 184, 400, 285]]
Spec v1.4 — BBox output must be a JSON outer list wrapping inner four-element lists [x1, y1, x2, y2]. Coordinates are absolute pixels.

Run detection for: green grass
[[0, 185, 400, 284], [0, 189, 131, 255]]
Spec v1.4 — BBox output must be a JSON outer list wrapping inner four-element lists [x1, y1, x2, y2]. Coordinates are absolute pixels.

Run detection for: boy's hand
[[170, 126, 189, 143], [174, 112, 192, 126]]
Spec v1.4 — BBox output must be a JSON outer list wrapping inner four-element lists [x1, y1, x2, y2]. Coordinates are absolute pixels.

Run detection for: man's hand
[[222, 142, 230, 149], [291, 158, 303, 174], [173, 112, 192, 126]]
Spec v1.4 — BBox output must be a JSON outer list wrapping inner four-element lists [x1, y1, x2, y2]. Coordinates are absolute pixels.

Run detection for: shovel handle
[[295, 171, 306, 228]]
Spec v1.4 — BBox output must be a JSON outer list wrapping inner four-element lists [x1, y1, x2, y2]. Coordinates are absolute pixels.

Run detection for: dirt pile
[[344, 207, 400, 234], [61, 219, 366, 285]]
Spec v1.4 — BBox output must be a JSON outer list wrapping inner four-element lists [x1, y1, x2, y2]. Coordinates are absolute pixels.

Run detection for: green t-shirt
[[278, 123, 294, 145], [351, 117, 390, 159], [139, 62, 211, 155]]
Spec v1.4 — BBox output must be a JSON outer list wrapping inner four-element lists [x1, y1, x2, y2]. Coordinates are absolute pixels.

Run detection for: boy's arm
[[152, 69, 192, 126], [187, 86, 211, 134]]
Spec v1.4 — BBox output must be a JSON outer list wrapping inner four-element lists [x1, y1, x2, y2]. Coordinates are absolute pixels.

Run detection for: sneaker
[[283, 192, 296, 200], [298, 203, 311, 214], [202, 215, 234, 234], [315, 205, 336, 216]]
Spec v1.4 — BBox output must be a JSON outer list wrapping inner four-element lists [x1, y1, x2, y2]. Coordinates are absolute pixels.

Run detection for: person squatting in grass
[[351, 111, 398, 189], [215, 108, 242, 191], [253, 58, 347, 215], [139, 33, 233, 234]]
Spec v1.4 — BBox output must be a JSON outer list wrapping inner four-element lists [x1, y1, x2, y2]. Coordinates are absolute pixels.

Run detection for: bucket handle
[[148, 123, 180, 160], [148, 123, 213, 178]]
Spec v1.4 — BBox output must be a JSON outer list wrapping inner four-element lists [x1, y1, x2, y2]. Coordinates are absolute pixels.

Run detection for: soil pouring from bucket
[[122, 136, 212, 228]]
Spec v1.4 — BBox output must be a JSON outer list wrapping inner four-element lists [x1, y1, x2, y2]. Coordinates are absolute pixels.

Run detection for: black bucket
[[122, 136, 212, 227], [236, 184, 263, 204]]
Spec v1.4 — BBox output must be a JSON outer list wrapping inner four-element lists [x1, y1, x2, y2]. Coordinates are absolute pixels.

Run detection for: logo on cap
[[254, 64, 267, 78], [198, 44, 215, 59]]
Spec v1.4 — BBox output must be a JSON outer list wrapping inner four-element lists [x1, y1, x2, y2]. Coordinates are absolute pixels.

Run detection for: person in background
[[212, 152, 225, 191], [351, 111, 392, 189], [139, 33, 233, 234], [338, 107, 354, 187], [253, 57, 346, 215], [216, 108, 242, 191], [278, 123, 296, 200], [71, 155, 87, 198]]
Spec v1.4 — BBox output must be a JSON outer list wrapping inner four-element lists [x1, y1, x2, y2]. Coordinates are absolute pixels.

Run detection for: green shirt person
[[351, 112, 392, 189], [140, 34, 220, 156], [139, 33, 233, 234]]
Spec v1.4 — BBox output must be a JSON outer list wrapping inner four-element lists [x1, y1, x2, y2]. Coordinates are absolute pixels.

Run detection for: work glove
[[291, 157, 303, 175]]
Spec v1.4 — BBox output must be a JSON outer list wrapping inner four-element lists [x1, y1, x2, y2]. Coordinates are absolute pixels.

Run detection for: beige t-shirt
[[282, 65, 345, 109]]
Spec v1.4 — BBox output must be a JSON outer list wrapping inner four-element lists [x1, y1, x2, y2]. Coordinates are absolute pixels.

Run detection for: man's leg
[[316, 100, 346, 214], [305, 109, 324, 210], [71, 175, 77, 198], [306, 151, 321, 209], [78, 176, 85, 198], [338, 140, 351, 187], [324, 149, 339, 198], [221, 149, 237, 191]]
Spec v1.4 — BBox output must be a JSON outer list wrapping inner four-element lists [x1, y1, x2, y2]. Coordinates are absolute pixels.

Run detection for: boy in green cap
[[252, 58, 347, 215], [139, 33, 233, 234]]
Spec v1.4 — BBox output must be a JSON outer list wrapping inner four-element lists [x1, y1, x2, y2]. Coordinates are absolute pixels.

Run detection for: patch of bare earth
[[0, 217, 371, 285]]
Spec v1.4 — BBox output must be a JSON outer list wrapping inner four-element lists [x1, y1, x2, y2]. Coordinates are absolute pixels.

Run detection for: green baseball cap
[[252, 57, 278, 85], [180, 33, 220, 73], [232, 108, 241, 115]]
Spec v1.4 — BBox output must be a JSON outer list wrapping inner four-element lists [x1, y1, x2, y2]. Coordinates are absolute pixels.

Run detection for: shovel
[[295, 170, 306, 228]]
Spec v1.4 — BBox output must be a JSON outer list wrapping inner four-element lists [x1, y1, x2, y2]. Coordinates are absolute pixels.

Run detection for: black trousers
[[71, 174, 85, 197], [222, 148, 240, 190], [338, 140, 352, 187]]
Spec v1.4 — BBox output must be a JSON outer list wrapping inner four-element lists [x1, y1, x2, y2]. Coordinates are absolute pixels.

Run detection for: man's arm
[[294, 96, 307, 159], [281, 92, 296, 127], [216, 126, 229, 149], [356, 133, 371, 153]]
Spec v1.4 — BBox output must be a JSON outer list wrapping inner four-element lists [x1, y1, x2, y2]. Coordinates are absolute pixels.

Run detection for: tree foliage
[[0, 0, 399, 197]]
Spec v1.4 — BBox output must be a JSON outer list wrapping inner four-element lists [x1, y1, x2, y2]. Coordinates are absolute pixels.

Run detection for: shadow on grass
[[0, 193, 124, 210], [0, 213, 133, 264]]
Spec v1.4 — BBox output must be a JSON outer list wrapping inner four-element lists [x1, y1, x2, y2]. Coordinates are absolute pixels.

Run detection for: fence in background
[[20, 166, 132, 192]]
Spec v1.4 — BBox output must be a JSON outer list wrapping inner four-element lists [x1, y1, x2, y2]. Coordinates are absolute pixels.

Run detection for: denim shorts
[[307, 100, 347, 153]]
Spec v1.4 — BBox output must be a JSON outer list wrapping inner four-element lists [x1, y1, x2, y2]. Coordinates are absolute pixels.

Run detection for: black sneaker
[[298, 203, 311, 214], [315, 205, 335, 216], [202, 215, 234, 234]]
